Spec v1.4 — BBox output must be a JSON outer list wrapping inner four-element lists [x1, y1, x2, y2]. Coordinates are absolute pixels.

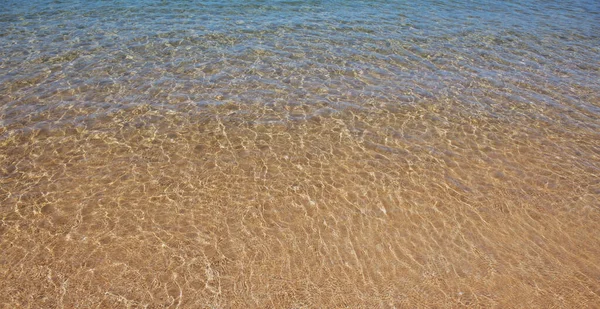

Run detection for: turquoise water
[[1, 1, 600, 307]]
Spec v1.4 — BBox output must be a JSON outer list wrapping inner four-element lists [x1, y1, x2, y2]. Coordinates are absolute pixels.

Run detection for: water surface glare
[[1, 0, 600, 307]]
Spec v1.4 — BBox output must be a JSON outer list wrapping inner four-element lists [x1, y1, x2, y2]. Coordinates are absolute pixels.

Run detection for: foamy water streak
[[1, 0, 600, 307]]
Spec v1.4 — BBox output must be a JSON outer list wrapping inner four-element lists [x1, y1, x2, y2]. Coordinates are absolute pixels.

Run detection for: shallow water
[[1, 0, 600, 307]]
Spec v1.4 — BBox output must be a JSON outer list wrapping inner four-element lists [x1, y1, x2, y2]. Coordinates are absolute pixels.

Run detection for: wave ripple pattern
[[1, 0, 600, 308]]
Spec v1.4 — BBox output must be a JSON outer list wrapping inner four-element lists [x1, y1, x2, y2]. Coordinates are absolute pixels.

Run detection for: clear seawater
[[1, 0, 599, 307]]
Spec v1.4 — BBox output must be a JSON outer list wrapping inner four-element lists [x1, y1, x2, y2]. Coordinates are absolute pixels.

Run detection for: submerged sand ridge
[[1, 101, 599, 307]]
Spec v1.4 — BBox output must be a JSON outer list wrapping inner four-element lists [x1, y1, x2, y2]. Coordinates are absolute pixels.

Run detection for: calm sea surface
[[1, 0, 600, 307]]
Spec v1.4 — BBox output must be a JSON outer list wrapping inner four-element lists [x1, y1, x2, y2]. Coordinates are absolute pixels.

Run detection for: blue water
[[1, 0, 599, 129]]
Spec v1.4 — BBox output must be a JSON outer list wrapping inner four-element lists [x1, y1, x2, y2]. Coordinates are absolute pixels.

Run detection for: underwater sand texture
[[1, 0, 600, 307]]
